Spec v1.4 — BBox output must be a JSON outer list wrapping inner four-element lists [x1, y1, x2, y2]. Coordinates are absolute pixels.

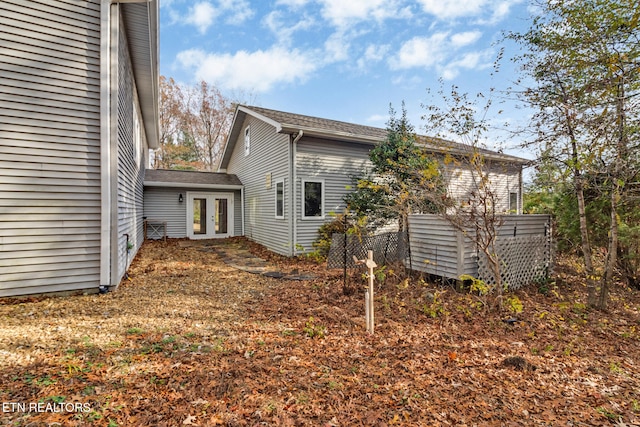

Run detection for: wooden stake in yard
[[355, 250, 377, 334]]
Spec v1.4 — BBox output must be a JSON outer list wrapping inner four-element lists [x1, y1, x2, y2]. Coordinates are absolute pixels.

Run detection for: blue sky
[[159, 0, 535, 159]]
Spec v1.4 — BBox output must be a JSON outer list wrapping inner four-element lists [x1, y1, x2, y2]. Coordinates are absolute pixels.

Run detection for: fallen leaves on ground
[[1, 240, 639, 426]]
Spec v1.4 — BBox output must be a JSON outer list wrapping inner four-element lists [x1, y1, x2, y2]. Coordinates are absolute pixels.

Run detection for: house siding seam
[[226, 116, 291, 255], [116, 17, 145, 281], [0, 0, 102, 297], [295, 137, 371, 252]]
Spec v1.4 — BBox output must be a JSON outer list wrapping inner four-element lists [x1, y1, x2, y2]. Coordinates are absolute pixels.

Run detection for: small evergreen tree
[[345, 104, 443, 231]]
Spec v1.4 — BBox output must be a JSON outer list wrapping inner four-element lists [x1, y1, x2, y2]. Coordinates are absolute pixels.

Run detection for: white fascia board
[[144, 181, 244, 190], [238, 105, 283, 132]]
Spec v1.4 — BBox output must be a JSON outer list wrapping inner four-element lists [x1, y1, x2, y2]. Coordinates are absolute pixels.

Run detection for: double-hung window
[[302, 179, 323, 218]]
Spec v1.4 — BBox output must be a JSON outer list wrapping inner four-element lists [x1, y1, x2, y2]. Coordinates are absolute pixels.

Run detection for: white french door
[[186, 192, 234, 239]]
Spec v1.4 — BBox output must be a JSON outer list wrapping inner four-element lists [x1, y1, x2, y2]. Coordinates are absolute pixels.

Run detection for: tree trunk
[[599, 82, 627, 310], [556, 79, 596, 307], [599, 184, 618, 309], [575, 173, 597, 307]]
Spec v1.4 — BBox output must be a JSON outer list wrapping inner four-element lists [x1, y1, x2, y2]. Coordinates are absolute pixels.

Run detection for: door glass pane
[[193, 198, 207, 234], [215, 198, 228, 234]]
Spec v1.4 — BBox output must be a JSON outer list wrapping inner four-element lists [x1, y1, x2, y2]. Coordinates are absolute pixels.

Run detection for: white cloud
[[263, 11, 315, 45], [357, 44, 391, 69], [390, 33, 450, 70], [275, 0, 310, 7], [175, 47, 320, 93], [180, 0, 253, 34], [450, 31, 482, 47], [442, 49, 494, 79], [218, 0, 254, 24], [389, 30, 494, 80], [416, 0, 486, 19], [324, 32, 351, 62], [490, 1, 514, 22], [319, 0, 411, 28], [185, 2, 219, 34], [476, 0, 522, 24], [364, 44, 390, 62], [415, 0, 523, 23]]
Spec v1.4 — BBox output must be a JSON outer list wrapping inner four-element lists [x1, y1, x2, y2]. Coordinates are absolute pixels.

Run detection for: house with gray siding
[[0, 0, 159, 297], [219, 105, 528, 257]]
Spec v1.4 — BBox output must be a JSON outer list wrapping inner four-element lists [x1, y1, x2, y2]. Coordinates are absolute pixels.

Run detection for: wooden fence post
[[354, 249, 377, 334]]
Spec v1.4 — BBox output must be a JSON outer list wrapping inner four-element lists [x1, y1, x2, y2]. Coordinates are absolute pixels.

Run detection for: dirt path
[[0, 240, 276, 369]]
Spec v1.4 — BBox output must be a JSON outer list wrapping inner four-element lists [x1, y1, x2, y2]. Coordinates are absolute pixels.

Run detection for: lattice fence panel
[[477, 235, 552, 290], [327, 232, 408, 269]]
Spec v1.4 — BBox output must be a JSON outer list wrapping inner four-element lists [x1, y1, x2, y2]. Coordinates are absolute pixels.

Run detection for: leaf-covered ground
[[1, 238, 639, 426]]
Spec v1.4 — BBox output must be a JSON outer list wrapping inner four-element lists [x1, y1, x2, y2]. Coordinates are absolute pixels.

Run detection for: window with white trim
[[509, 192, 519, 214], [302, 179, 323, 218], [275, 180, 284, 219], [244, 125, 251, 156]]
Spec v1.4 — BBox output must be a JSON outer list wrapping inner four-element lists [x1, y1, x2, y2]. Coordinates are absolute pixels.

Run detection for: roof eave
[[424, 145, 529, 165], [279, 125, 380, 145], [118, 0, 160, 149], [144, 181, 244, 190]]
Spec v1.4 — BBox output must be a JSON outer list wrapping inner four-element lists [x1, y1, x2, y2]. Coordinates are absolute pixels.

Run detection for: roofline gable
[[218, 105, 529, 169]]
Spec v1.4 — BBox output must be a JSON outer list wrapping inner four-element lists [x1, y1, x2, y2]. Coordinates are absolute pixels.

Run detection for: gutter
[[241, 186, 245, 237], [143, 181, 244, 190]]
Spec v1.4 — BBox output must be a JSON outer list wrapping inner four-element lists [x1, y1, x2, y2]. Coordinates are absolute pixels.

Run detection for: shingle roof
[[219, 105, 528, 169], [248, 105, 387, 141], [240, 105, 528, 164], [144, 169, 242, 187]]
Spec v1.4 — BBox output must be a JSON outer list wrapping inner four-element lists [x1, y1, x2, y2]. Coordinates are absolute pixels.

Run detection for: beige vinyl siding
[[445, 161, 522, 214], [0, 0, 102, 297], [226, 116, 291, 255], [116, 17, 145, 280], [295, 137, 371, 252]]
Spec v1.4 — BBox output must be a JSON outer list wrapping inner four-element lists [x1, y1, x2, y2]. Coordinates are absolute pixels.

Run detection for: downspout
[[241, 186, 245, 236], [99, 1, 112, 292], [291, 130, 303, 256], [108, 3, 120, 290]]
